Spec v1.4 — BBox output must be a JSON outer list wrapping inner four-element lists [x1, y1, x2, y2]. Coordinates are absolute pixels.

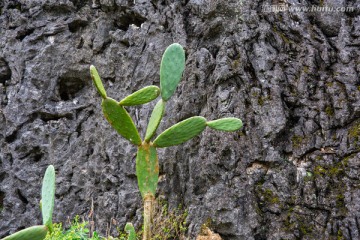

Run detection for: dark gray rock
[[1, 0, 360, 239]]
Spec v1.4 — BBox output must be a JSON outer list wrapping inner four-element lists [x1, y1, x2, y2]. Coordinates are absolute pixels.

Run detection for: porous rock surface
[[1, 0, 360, 239]]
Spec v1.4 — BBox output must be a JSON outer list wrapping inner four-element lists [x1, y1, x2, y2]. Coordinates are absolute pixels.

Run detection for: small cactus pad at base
[[41, 165, 55, 230], [145, 99, 166, 142], [90, 65, 107, 99], [2, 225, 48, 240], [136, 143, 159, 198], [119, 85, 160, 106], [160, 43, 185, 101], [206, 118, 243, 132], [125, 223, 136, 240], [102, 98, 142, 145], [153, 116, 207, 148]]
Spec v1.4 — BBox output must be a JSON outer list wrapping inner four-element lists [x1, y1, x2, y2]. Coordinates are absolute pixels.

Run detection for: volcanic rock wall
[[0, 0, 359, 239]]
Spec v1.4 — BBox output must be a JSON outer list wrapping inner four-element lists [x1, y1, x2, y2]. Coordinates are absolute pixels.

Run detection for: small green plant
[[45, 215, 102, 240], [2, 165, 56, 240], [90, 43, 243, 240]]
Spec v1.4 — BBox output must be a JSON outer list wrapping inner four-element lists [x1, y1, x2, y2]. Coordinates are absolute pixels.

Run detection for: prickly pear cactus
[[160, 43, 186, 101], [153, 116, 207, 148], [145, 99, 165, 142], [2, 165, 56, 240], [102, 98, 142, 145], [207, 117, 243, 132], [89, 43, 243, 240], [125, 223, 136, 240], [119, 86, 160, 106], [2, 225, 48, 240], [41, 165, 55, 231], [90, 65, 107, 99]]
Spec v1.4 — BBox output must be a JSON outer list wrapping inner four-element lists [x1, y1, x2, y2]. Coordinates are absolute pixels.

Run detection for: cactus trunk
[[136, 143, 159, 198], [143, 194, 154, 240], [135, 142, 158, 240]]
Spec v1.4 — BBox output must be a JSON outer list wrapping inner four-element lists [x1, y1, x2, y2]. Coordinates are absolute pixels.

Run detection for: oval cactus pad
[[90, 65, 107, 99], [207, 117, 243, 131], [153, 116, 207, 148], [119, 85, 160, 106], [3, 225, 48, 240], [125, 223, 136, 240], [136, 143, 159, 198], [41, 165, 55, 229], [145, 99, 166, 142], [102, 98, 142, 145], [160, 43, 185, 101]]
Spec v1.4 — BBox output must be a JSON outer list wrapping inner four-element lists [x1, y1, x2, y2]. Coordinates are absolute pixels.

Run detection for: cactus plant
[[145, 99, 165, 142], [2, 165, 56, 240], [207, 117, 243, 132], [41, 165, 56, 232], [119, 85, 160, 106], [160, 43, 186, 101], [153, 116, 207, 148], [90, 65, 107, 99], [125, 223, 136, 240], [101, 98, 142, 145], [90, 43, 242, 240], [2, 226, 49, 240]]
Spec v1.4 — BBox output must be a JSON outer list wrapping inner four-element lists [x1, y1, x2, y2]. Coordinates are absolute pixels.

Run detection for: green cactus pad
[[136, 143, 159, 198], [145, 99, 166, 142], [2, 225, 48, 240], [207, 117, 243, 131], [102, 98, 142, 145], [153, 116, 207, 148], [41, 165, 55, 230], [125, 223, 136, 240], [119, 85, 160, 106], [90, 65, 107, 99], [160, 43, 186, 101]]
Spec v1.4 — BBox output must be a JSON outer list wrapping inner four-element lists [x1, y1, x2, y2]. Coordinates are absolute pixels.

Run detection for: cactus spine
[[90, 43, 242, 240], [2, 165, 56, 240]]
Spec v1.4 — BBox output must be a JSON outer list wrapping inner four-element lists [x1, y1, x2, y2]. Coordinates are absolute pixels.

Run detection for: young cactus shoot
[[2, 165, 56, 240], [89, 43, 242, 240], [41, 165, 56, 232]]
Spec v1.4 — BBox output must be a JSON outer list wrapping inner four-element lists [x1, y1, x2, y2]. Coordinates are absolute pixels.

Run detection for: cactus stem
[[143, 194, 154, 240]]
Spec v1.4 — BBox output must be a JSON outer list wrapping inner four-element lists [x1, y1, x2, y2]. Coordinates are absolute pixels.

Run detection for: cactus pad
[[136, 143, 159, 198], [41, 165, 55, 230], [102, 98, 142, 145], [119, 85, 160, 106], [153, 116, 207, 148], [125, 223, 136, 240], [207, 117, 243, 131], [90, 65, 107, 99], [2, 225, 48, 240], [160, 43, 185, 101], [145, 99, 166, 142]]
